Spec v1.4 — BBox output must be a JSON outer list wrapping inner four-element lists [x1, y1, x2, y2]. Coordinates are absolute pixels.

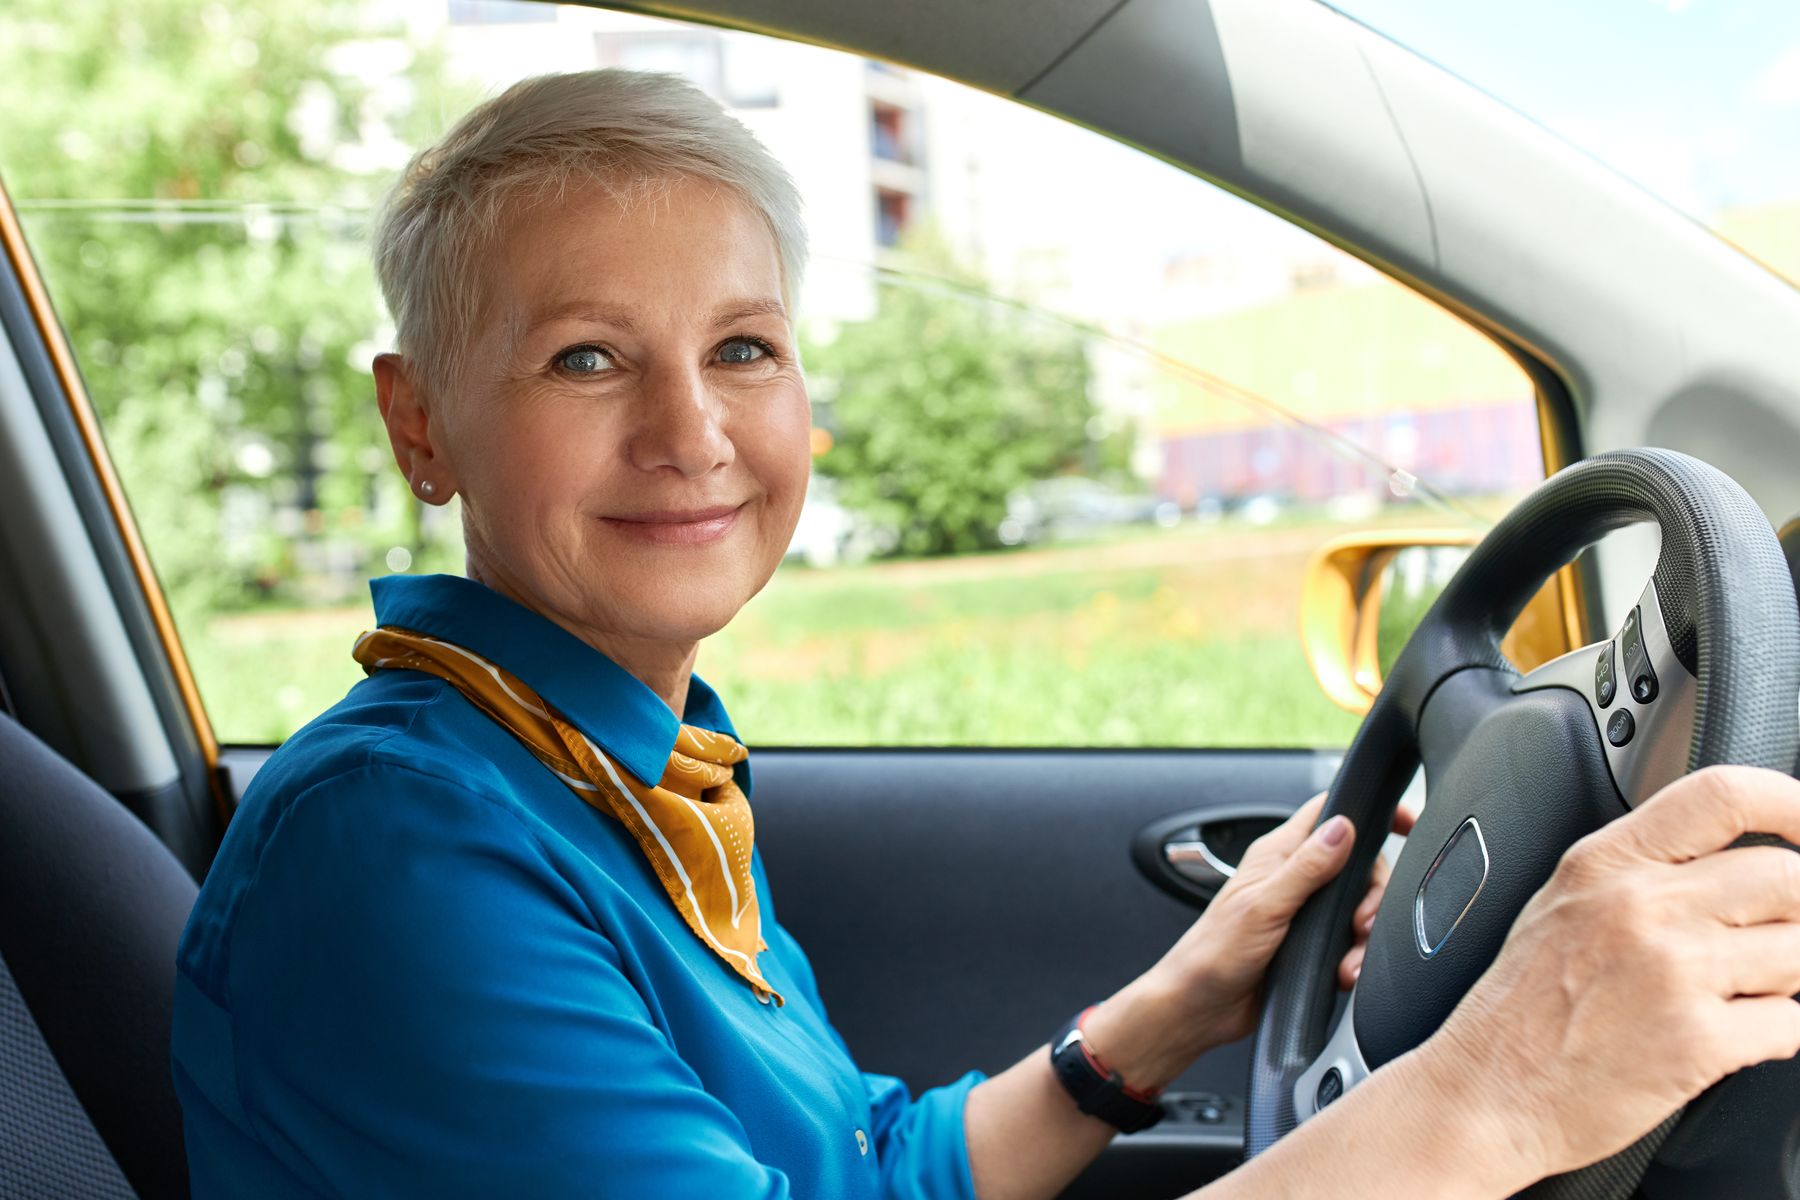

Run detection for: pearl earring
[[418, 479, 437, 498]]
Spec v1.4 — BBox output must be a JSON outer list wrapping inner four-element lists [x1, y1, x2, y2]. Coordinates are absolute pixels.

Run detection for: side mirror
[[1299, 530, 1578, 715]]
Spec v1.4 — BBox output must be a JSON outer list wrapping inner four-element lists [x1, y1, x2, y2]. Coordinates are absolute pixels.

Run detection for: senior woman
[[172, 69, 1800, 1199]]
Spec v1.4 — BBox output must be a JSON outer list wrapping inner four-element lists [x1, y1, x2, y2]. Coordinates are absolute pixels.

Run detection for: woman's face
[[404, 177, 811, 650]]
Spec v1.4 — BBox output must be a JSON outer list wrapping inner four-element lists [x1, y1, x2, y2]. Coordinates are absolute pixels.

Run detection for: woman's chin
[[575, 533, 780, 640], [595, 583, 761, 646]]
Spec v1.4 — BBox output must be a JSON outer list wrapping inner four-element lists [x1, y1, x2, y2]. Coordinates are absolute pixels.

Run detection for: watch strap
[[1048, 1006, 1166, 1133]]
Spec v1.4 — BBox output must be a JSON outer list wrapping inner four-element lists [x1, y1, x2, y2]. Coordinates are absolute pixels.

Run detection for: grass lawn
[[182, 518, 1451, 750]]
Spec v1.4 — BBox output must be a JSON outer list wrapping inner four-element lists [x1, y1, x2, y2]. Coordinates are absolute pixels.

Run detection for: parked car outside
[[998, 476, 1182, 545]]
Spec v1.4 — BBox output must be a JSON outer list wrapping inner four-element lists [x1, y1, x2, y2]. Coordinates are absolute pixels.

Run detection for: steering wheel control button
[[1620, 605, 1644, 663], [1631, 672, 1658, 704], [1413, 818, 1490, 958], [1594, 641, 1617, 708], [1315, 1067, 1344, 1110], [1607, 707, 1636, 747]]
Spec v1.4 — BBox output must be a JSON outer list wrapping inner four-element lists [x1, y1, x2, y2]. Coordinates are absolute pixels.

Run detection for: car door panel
[[751, 747, 1341, 1197]]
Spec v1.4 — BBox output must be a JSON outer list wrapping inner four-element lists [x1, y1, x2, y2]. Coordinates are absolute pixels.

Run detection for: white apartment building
[[433, 2, 936, 326]]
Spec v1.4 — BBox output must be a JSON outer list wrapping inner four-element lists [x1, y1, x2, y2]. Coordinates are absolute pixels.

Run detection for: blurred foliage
[[187, 522, 1365, 747], [0, 0, 472, 613], [808, 234, 1100, 556]]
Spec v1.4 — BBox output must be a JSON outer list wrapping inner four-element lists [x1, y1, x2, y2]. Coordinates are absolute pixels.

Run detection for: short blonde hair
[[373, 69, 806, 400]]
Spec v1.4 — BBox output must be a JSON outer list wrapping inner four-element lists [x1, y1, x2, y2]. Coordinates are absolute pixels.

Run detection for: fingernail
[[1352, 963, 1362, 980], [1320, 815, 1351, 847], [1359, 910, 1377, 934]]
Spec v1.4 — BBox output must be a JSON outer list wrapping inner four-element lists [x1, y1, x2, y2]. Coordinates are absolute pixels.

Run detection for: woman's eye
[[556, 346, 611, 374], [718, 337, 769, 365]]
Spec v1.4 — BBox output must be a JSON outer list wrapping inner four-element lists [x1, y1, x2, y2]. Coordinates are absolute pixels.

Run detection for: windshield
[[1327, 0, 1800, 287]]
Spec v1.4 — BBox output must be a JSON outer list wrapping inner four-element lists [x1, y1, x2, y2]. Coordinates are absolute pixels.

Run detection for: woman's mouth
[[598, 503, 745, 546]]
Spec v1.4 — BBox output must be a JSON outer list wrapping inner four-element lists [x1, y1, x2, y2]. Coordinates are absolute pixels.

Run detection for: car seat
[[0, 713, 196, 1199]]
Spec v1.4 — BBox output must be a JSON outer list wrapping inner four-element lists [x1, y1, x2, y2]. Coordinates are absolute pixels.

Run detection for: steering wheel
[[1245, 448, 1800, 1198]]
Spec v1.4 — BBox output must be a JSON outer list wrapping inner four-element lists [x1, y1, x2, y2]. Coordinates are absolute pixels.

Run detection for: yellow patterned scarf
[[353, 626, 781, 1004]]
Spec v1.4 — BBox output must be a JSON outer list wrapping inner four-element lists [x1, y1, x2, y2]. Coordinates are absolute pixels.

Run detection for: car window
[[1326, 0, 1800, 289], [0, 0, 1541, 749]]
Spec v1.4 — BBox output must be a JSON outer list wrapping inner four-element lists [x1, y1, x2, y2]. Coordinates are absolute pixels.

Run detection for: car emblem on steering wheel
[[1414, 818, 1490, 959]]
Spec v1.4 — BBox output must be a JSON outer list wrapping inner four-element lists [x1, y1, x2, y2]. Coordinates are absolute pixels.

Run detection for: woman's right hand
[[1421, 764, 1800, 1183]]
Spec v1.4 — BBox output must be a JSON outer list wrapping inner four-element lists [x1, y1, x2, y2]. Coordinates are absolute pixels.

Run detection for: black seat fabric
[[1, 958, 137, 1198], [0, 714, 197, 1199]]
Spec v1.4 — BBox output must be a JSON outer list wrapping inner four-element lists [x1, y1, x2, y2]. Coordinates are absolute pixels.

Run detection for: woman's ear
[[373, 353, 458, 504]]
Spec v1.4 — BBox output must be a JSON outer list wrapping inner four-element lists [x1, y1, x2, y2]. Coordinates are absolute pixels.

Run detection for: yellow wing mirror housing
[[1299, 530, 1579, 715]]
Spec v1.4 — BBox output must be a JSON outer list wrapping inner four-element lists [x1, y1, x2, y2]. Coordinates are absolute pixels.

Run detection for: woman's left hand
[[970, 791, 1415, 1195], [1083, 791, 1415, 1092], [1166, 791, 1414, 1047], [1077, 792, 1413, 1094]]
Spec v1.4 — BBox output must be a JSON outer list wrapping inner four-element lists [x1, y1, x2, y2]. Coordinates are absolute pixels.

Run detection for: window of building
[[874, 188, 911, 249], [871, 103, 909, 164]]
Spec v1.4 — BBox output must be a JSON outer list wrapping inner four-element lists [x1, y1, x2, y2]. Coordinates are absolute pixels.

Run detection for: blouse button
[[855, 1128, 869, 1157]]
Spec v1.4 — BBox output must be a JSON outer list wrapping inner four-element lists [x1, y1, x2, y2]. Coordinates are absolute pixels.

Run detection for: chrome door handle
[[1164, 838, 1237, 892], [1134, 805, 1294, 907]]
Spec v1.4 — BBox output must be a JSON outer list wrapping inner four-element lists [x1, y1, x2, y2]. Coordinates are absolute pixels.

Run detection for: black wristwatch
[[1048, 1007, 1166, 1133]]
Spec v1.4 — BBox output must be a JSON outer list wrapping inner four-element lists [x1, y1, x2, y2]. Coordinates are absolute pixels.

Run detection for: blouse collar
[[369, 573, 749, 794]]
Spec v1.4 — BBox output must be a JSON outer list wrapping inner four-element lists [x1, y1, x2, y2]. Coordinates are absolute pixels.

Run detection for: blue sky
[[1328, 0, 1800, 218]]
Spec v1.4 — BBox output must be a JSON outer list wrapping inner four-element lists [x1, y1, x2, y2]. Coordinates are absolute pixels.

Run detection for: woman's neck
[[463, 556, 698, 716]]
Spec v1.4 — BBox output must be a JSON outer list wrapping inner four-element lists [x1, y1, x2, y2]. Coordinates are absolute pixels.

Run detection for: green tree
[[809, 244, 1098, 556], [0, 0, 471, 613]]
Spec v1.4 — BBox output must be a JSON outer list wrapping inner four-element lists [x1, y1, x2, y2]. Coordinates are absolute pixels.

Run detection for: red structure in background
[[1156, 400, 1543, 509]]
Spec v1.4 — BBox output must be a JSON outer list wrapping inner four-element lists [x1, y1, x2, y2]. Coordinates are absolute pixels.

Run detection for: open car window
[[0, 0, 1544, 750]]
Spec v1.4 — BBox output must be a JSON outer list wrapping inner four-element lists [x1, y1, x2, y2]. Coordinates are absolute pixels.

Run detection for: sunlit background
[[1, 0, 1791, 747]]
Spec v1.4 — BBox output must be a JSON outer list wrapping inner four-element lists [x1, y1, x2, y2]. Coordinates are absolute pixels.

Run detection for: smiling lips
[[599, 502, 745, 546]]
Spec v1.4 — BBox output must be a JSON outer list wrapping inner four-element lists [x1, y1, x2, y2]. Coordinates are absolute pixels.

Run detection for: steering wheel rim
[[1244, 448, 1800, 1196]]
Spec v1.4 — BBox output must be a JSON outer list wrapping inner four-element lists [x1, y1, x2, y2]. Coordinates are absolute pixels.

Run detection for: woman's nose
[[627, 363, 735, 478]]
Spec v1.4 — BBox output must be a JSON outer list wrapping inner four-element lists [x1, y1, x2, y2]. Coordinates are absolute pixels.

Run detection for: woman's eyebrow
[[519, 298, 785, 336], [710, 298, 787, 327], [523, 303, 639, 335]]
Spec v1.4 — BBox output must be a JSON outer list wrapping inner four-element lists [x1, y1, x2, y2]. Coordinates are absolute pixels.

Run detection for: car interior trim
[[1529, 365, 1597, 650], [1289, 990, 1370, 1124], [1411, 817, 1489, 959], [0, 179, 220, 777], [0, 286, 178, 793]]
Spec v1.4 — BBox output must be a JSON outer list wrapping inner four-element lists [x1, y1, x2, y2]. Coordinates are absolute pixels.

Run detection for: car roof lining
[[612, 0, 1131, 96]]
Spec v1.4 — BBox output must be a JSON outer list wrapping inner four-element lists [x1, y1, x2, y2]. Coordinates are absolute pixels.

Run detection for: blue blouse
[[172, 573, 982, 1198]]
